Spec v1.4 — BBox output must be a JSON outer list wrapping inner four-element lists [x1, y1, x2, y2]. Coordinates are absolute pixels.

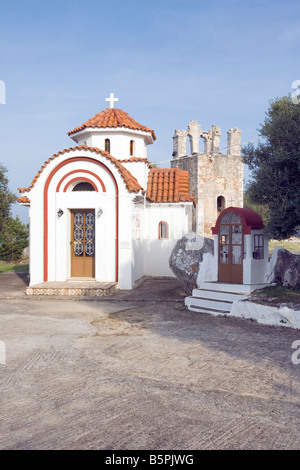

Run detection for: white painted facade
[[71, 128, 152, 160], [132, 202, 194, 282], [19, 105, 193, 290]]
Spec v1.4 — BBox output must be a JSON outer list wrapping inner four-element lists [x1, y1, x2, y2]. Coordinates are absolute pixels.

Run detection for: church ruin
[[171, 121, 243, 236]]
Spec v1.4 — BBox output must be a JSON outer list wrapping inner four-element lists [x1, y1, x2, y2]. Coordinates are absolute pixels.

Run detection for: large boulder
[[267, 247, 300, 288], [20, 246, 29, 264], [169, 235, 214, 294]]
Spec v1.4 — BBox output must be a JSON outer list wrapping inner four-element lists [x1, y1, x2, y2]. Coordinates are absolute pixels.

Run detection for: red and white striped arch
[[44, 156, 119, 283], [56, 169, 106, 193]]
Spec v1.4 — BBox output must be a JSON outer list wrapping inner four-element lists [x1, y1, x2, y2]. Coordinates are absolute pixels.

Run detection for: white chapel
[[18, 94, 195, 290]]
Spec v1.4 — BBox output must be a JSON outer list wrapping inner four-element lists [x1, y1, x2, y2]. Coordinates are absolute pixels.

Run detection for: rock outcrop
[[20, 246, 29, 264], [267, 247, 300, 288], [169, 235, 214, 294]]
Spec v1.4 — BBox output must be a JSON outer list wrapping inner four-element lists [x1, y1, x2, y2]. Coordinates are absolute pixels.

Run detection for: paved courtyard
[[0, 272, 300, 450]]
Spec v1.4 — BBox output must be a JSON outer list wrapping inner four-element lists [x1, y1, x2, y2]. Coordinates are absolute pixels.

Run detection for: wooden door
[[218, 212, 243, 284], [70, 210, 95, 278]]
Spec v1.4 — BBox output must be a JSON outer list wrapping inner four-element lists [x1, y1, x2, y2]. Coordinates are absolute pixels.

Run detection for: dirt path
[[0, 273, 300, 450]]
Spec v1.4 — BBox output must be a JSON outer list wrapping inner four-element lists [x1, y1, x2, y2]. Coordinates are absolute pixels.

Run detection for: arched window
[[130, 140, 135, 156], [72, 182, 96, 192], [217, 195, 225, 214], [105, 138, 110, 153], [158, 221, 169, 240]]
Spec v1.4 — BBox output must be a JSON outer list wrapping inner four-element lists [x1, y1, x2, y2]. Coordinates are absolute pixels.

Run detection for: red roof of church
[[17, 196, 30, 204], [18, 146, 143, 195], [146, 168, 195, 204], [18, 147, 195, 205], [68, 108, 157, 141], [212, 206, 264, 234]]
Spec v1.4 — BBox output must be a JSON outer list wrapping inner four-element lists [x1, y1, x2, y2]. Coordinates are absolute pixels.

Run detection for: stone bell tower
[[171, 120, 243, 236]]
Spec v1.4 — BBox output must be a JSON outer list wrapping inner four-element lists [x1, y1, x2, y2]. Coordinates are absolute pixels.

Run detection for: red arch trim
[[44, 157, 118, 282], [63, 177, 98, 192], [56, 169, 106, 192]]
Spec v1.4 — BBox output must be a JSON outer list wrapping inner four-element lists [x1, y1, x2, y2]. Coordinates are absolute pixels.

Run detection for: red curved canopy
[[212, 207, 264, 235]]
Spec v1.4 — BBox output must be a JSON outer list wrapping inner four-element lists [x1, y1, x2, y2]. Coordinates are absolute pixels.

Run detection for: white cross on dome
[[105, 93, 119, 108]]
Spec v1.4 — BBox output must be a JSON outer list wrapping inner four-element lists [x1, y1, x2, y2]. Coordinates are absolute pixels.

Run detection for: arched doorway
[[70, 209, 95, 278]]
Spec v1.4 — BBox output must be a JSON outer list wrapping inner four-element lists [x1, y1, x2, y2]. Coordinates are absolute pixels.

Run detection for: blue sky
[[0, 0, 299, 224]]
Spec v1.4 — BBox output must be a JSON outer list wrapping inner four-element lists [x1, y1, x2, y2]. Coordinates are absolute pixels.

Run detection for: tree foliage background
[[243, 95, 300, 240], [0, 164, 29, 261]]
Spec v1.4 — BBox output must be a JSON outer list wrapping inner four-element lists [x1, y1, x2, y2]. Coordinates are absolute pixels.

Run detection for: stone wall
[[171, 120, 243, 237]]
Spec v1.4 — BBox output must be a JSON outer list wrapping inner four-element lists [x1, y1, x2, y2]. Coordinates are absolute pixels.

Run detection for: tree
[[243, 95, 300, 239], [0, 163, 16, 224], [0, 216, 29, 261], [243, 189, 269, 228], [0, 164, 29, 261]]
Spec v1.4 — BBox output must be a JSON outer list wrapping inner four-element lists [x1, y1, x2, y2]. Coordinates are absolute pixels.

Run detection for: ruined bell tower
[[171, 120, 243, 236]]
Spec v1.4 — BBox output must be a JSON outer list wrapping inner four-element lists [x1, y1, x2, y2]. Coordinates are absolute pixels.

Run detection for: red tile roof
[[68, 108, 157, 141], [17, 147, 195, 206], [17, 196, 30, 204], [146, 168, 195, 204], [18, 146, 143, 195], [119, 157, 152, 166]]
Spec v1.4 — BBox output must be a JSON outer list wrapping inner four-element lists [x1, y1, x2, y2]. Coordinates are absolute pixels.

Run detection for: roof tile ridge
[[168, 168, 174, 203], [119, 157, 152, 167], [162, 168, 169, 203]]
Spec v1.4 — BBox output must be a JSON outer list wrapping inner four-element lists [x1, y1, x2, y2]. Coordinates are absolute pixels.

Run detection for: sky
[[0, 0, 299, 224]]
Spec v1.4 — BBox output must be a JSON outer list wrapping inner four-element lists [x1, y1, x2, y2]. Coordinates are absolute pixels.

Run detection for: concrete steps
[[185, 282, 250, 314], [26, 281, 117, 297]]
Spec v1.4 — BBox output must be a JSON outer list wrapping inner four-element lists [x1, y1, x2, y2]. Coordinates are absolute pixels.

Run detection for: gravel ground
[[0, 272, 300, 450]]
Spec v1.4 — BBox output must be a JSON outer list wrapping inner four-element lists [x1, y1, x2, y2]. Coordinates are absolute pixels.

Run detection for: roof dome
[[68, 108, 156, 141], [212, 206, 264, 234]]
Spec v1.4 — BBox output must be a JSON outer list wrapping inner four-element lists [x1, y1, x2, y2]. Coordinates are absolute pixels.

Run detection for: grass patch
[[0, 261, 29, 273], [252, 285, 300, 306], [269, 237, 300, 256]]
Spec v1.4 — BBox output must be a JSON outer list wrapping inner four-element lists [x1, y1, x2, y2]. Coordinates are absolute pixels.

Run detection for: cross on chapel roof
[[105, 93, 119, 108]]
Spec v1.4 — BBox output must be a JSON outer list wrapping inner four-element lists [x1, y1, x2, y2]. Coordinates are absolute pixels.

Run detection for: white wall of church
[[24, 149, 193, 290], [118, 193, 135, 289], [131, 203, 193, 282], [28, 191, 44, 286], [121, 161, 150, 189], [74, 129, 150, 160], [53, 192, 116, 283], [46, 158, 118, 284], [26, 150, 131, 287]]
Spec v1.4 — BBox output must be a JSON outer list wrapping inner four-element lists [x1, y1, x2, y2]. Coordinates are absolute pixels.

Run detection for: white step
[[201, 281, 270, 295], [192, 288, 247, 302], [185, 295, 232, 313], [185, 297, 231, 315]]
